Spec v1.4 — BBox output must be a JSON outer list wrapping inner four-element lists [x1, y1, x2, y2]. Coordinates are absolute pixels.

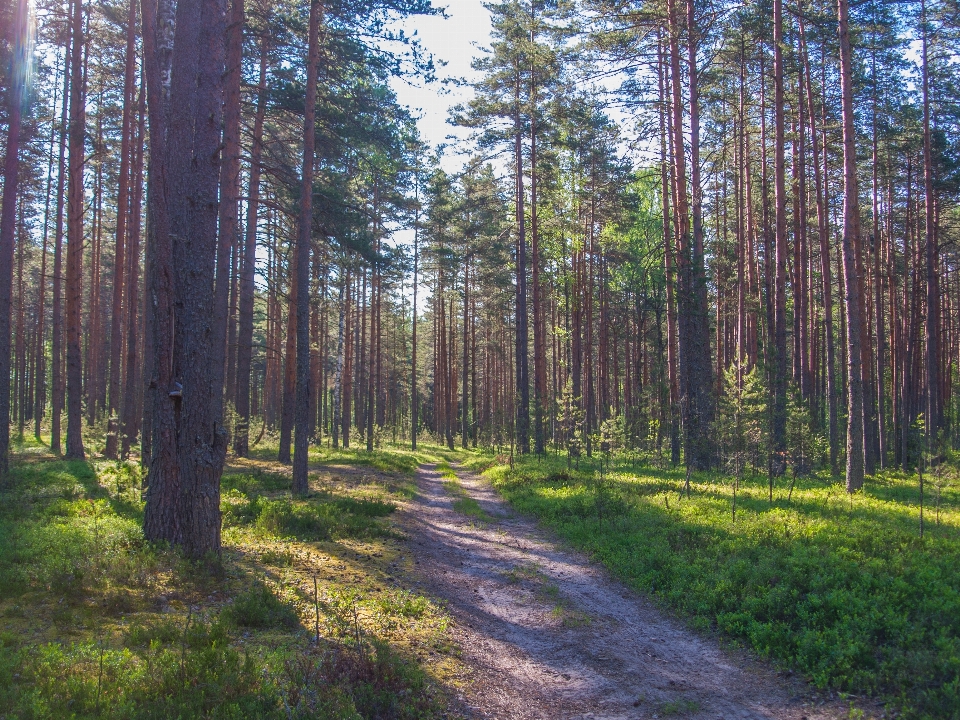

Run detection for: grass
[[0, 435, 465, 719], [438, 461, 491, 521], [481, 452, 960, 720]]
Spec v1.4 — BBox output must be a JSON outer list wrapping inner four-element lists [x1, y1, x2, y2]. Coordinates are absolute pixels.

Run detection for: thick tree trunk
[[142, 0, 179, 544], [166, 0, 229, 557]]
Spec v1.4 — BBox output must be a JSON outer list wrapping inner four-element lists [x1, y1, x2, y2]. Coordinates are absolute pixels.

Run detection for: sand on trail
[[399, 462, 861, 720]]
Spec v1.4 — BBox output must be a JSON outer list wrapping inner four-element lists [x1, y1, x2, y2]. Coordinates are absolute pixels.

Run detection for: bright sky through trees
[[390, 0, 493, 171]]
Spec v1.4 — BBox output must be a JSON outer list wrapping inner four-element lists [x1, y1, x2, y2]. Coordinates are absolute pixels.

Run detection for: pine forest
[[1, 0, 959, 717]]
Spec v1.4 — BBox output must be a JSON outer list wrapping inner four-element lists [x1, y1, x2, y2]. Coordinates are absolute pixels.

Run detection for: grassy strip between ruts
[[466, 451, 960, 720], [437, 461, 490, 521], [0, 436, 466, 719]]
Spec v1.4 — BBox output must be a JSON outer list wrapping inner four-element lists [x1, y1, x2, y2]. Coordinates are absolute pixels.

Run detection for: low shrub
[[222, 582, 300, 629]]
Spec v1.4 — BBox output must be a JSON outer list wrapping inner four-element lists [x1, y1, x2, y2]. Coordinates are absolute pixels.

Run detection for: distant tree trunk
[[837, 0, 865, 492], [667, 0, 713, 470], [514, 71, 530, 454], [105, 0, 138, 459], [215, 0, 244, 428], [799, 20, 838, 470], [921, 0, 940, 446], [121, 79, 146, 458], [332, 272, 346, 448], [294, 0, 320, 495], [0, 0, 29, 474], [462, 256, 470, 448], [51, 38, 71, 456], [279, 253, 297, 463], [411, 179, 419, 450], [341, 269, 352, 447], [771, 0, 788, 454], [34, 52, 65, 442], [658, 34, 680, 465], [530, 67, 546, 456], [870, 50, 886, 468], [234, 34, 268, 458], [65, 0, 87, 460], [685, 0, 715, 468]]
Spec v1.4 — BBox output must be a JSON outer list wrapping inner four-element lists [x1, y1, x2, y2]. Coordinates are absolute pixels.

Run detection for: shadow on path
[[398, 462, 854, 720]]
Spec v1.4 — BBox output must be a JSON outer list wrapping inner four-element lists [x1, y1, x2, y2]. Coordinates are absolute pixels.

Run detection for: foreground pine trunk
[[143, 0, 229, 557]]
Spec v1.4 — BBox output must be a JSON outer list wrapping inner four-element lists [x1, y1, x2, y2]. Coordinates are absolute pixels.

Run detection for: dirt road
[[401, 463, 857, 720]]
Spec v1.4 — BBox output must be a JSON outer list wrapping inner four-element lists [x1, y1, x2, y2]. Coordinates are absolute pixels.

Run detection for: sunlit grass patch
[[0, 444, 463, 719], [486, 452, 960, 719]]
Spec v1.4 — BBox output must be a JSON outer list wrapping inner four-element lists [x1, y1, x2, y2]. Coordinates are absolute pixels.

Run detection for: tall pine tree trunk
[[65, 0, 87, 460], [234, 34, 268, 457], [771, 0, 788, 456], [51, 35, 71, 456], [838, 0, 865, 492], [514, 71, 530, 454], [0, 0, 29, 473], [294, 0, 320, 495], [105, 0, 138, 459], [921, 0, 940, 446], [215, 0, 244, 428]]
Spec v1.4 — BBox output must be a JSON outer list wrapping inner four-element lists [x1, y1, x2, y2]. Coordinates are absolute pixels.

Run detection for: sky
[[389, 0, 494, 172]]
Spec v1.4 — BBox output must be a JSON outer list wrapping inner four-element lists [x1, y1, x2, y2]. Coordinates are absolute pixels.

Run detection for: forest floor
[[0, 438, 470, 719], [404, 458, 865, 720], [3, 437, 945, 718]]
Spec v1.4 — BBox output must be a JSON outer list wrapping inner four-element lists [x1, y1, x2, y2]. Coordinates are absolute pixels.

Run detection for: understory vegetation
[[468, 451, 960, 720], [0, 438, 463, 719]]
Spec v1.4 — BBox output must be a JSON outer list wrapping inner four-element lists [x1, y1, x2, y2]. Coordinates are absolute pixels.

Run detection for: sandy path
[[400, 462, 856, 720]]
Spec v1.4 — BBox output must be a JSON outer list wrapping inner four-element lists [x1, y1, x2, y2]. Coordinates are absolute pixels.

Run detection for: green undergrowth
[[0, 436, 463, 719], [483, 452, 960, 720]]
